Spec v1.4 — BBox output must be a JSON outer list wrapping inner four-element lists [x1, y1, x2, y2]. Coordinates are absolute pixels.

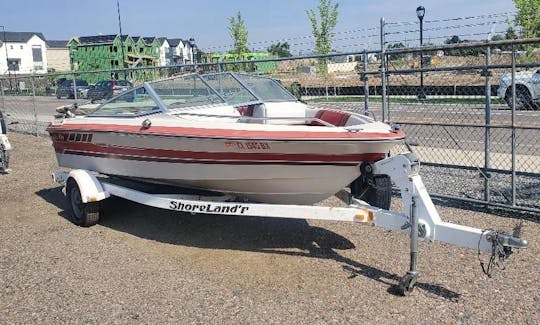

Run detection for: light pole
[[116, 0, 127, 79], [1, 26, 12, 91], [416, 6, 426, 100], [188, 38, 197, 71]]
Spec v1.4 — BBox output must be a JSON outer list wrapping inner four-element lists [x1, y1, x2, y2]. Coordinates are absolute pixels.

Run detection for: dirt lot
[[1, 132, 539, 324]]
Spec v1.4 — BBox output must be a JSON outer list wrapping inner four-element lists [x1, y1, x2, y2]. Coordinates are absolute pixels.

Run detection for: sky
[[0, 0, 517, 53]]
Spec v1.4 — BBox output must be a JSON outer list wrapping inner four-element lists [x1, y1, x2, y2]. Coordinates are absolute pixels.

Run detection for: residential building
[[0, 31, 47, 75], [68, 34, 160, 83], [209, 52, 277, 73], [168, 38, 195, 65], [46, 40, 69, 72], [157, 37, 169, 66]]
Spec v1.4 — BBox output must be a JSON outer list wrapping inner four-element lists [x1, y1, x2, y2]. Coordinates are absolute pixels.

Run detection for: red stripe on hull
[[53, 141, 386, 165], [47, 123, 405, 141]]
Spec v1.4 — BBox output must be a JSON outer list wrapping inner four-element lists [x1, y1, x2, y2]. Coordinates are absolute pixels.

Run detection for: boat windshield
[[88, 86, 160, 117], [201, 73, 259, 105], [87, 72, 298, 117], [150, 74, 225, 109], [233, 74, 298, 102], [201, 72, 297, 103]]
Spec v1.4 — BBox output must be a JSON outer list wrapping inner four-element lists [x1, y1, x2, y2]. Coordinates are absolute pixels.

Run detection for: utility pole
[[117, 0, 127, 78], [1, 26, 12, 91]]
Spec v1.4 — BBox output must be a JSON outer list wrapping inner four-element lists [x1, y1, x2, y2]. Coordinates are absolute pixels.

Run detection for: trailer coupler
[[479, 228, 527, 277]]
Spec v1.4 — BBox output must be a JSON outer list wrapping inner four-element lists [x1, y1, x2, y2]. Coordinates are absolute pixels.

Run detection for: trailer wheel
[[66, 179, 100, 227], [350, 167, 392, 210]]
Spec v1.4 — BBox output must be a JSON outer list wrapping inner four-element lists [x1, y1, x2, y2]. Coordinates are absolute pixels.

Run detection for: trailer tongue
[[53, 153, 527, 296]]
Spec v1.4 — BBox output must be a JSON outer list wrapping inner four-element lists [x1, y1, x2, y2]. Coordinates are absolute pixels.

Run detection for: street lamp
[[188, 38, 197, 72], [416, 6, 426, 100], [188, 38, 197, 63]]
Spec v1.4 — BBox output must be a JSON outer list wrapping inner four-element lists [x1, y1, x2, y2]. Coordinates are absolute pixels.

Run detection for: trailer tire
[[66, 179, 100, 227], [350, 169, 392, 210]]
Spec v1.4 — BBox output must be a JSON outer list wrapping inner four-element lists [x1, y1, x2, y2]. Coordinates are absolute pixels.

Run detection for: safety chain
[[478, 229, 513, 278]]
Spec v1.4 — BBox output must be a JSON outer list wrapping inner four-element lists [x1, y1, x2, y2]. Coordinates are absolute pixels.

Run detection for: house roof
[[77, 34, 117, 45], [142, 37, 156, 45], [157, 37, 168, 45], [46, 40, 68, 48], [168, 38, 185, 47], [75, 34, 130, 45], [0, 31, 46, 43]]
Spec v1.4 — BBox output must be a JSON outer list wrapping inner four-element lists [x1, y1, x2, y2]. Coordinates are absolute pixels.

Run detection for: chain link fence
[[1, 21, 539, 213]]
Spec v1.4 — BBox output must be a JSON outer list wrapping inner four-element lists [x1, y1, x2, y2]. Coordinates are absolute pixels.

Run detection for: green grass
[[306, 96, 506, 105]]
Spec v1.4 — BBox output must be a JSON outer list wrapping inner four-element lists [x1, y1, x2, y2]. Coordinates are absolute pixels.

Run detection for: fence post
[[380, 17, 388, 122], [362, 50, 370, 113], [30, 73, 39, 137], [510, 46, 517, 206], [483, 46, 491, 203], [72, 74, 78, 101], [0, 79, 4, 114]]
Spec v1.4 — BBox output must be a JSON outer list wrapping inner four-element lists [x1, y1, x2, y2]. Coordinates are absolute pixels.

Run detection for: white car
[[78, 85, 93, 99], [497, 68, 540, 110]]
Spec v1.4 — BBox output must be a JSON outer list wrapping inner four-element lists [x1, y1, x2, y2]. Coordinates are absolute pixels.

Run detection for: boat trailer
[[52, 153, 528, 295]]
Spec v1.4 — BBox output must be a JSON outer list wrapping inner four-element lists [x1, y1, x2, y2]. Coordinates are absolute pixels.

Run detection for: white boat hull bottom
[[56, 153, 362, 204]]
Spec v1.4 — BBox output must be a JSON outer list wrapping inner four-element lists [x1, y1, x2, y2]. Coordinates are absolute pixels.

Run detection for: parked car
[[78, 84, 94, 99], [56, 79, 89, 99], [497, 68, 540, 110], [88, 80, 133, 103]]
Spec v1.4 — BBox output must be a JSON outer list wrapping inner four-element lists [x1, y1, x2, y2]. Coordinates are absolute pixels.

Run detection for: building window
[[7, 59, 20, 71], [32, 45, 43, 66], [20, 45, 23, 49], [10, 45, 13, 50]]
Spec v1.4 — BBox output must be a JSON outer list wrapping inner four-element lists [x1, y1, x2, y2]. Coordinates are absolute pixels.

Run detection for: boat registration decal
[[169, 201, 249, 214], [224, 141, 270, 150]]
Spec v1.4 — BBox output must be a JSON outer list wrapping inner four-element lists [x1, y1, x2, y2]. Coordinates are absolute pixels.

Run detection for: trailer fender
[[66, 170, 110, 203]]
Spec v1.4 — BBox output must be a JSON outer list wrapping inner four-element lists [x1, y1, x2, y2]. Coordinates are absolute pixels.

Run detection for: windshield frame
[[86, 72, 298, 118], [87, 82, 168, 118]]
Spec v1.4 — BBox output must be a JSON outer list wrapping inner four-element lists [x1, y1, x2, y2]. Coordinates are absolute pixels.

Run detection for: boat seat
[[236, 105, 254, 117], [310, 109, 351, 126]]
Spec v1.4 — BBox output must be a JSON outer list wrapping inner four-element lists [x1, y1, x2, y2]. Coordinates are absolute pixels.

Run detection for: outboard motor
[[349, 162, 392, 210]]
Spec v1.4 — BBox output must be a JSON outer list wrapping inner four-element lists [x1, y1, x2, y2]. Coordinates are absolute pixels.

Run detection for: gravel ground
[[1, 132, 539, 324]]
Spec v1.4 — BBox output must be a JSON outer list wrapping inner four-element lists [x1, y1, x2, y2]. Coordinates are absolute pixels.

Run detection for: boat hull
[[55, 152, 365, 204], [49, 126, 402, 204]]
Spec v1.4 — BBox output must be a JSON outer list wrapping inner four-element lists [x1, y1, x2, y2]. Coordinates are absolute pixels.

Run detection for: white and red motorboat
[[47, 72, 404, 204]]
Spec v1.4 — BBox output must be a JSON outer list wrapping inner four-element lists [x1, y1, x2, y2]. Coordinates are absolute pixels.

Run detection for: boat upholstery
[[252, 102, 308, 125], [310, 109, 351, 126]]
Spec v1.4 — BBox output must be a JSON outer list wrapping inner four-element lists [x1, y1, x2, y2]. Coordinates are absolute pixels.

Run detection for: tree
[[444, 35, 482, 56], [267, 42, 292, 57], [387, 42, 406, 60], [513, 0, 540, 38], [491, 25, 520, 51], [228, 11, 249, 60], [306, 0, 339, 76]]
